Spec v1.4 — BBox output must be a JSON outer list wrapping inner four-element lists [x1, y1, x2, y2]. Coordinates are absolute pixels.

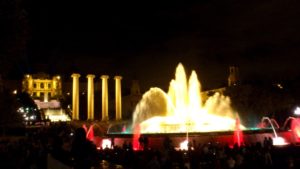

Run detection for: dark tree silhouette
[[224, 84, 296, 127], [0, 89, 24, 135]]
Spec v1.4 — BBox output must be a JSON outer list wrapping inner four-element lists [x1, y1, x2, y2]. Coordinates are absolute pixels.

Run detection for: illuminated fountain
[[132, 63, 244, 134], [132, 125, 141, 150], [261, 117, 288, 146], [44, 108, 71, 122], [83, 124, 95, 142], [283, 116, 300, 143], [233, 117, 244, 147]]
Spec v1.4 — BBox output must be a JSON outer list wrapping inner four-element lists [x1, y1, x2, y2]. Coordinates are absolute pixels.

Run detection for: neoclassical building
[[22, 73, 62, 101], [21, 73, 70, 121]]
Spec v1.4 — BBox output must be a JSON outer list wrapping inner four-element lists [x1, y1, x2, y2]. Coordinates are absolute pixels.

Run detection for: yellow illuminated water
[[132, 63, 243, 133]]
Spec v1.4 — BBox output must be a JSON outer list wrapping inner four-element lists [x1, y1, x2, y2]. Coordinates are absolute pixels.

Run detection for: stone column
[[114, 76, 122, 120], [44, 92, 48, 102], [101, 75, 109, 121], [71, 73, 80, 120], [87, 74, 95, 120]]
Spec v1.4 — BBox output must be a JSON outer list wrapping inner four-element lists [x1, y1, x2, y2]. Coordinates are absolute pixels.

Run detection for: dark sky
[[1, 0, 300, 91]]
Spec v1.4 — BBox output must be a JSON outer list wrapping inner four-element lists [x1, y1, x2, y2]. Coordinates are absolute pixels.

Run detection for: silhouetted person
[[144, 136, 149, 150], [48, 135, 72, 169], [71, 127, 99, 169]]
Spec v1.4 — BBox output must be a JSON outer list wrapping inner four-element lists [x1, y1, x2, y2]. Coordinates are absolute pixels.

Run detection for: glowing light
[[277, 84, 283, 89], [46, 114, 70, 122], [294, 107, 300, 115], [233, 117, 244, 147], [273, 137, 288, 146], [30, 115, 35, 120], [13, 90, 17, 94], [179, 140, 189, 150], [102, 139, 112, 149], [133, 125, 141, 151], [290, 117, 300, 142], [132, 63, 244, 133], [86, 125, 94, 142], [44, 109, 70, 122], [18, 107, 24, 113]]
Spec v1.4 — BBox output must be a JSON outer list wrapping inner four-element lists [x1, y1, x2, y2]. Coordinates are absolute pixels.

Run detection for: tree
[[0, 88, 23, 135]]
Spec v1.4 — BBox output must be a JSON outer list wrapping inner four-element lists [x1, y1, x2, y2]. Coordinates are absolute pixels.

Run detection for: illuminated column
[[87, 74, 95, 120], [114, 76, 122, 120], [44, 92, 48, 102], [71, 73, 80, 120], [101, 75, 109, 121], [52, 76, 57, 97]]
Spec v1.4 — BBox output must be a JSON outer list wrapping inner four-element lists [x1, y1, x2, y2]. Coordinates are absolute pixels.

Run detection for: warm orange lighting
[[133, 63, 243, 133], [13, 90, 17, 95]]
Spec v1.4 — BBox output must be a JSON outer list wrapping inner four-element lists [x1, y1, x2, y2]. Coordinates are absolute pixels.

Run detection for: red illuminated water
[[82, 124, 95, 142], [233, 117, 244, 147], [132, 125, 141, 151], [86, 125, 94, 142], [291, 118, 300, 142], [122, 125, 126, 133], [83, 124, 88, 133]]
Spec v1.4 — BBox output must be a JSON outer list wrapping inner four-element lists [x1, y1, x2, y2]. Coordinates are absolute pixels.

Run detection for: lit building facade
[[22, 73, 70, 122], [22, 73, 62, 101]]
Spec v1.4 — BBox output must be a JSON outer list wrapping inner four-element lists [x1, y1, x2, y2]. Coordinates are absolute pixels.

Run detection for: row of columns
[[71, 73, 122, 121]]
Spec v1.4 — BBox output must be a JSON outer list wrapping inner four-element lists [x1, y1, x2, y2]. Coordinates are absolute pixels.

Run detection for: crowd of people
[[0, 123, 299, 169]]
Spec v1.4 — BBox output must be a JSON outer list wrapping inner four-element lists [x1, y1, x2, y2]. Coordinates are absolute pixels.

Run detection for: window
[[48, 83, 51, 88], [40, 92, 44, 98], [40, 83, 44, 89], [33, 83, 37, 88], [33, 92, 36, 97]]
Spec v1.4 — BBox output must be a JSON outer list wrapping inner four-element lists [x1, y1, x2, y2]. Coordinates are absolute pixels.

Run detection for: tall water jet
[[132, 125, 141, 151], [82, 124, 95, 142], [133, 63, 242, 133], [86, 125, 94, 142], [233, 117, 244, 147]]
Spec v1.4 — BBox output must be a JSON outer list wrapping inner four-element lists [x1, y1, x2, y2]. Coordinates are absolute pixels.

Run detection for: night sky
[[1, 0, 300, 91]]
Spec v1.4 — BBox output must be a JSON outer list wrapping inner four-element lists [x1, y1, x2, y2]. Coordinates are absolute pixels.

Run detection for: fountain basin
[[105, 128, 283, 150]]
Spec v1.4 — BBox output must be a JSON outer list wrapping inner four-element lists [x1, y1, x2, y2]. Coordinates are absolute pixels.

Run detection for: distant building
[[22, 73, 62, 103], [202, 66, 240, 101], [22, 73, 70, 121], [228, 66, 239, 87]]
